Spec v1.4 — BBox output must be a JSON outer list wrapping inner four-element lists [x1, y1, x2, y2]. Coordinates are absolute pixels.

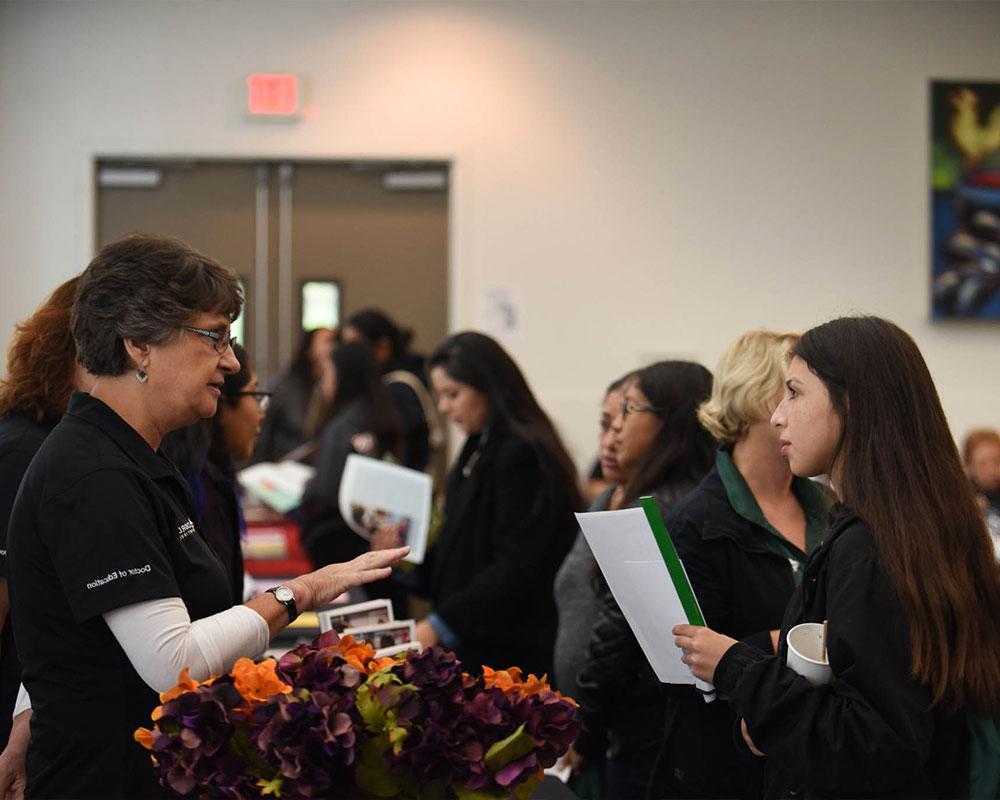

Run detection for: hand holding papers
[[238, 461, 316, 514], [338, 455, 432, 565], [577, 496, 716, 699]]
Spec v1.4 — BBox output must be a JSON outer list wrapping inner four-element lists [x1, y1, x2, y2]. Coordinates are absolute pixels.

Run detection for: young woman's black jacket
[[713, 506, 970, 799], [573, 482, 696, 765], [645, 464, 826, 799], [417, 419, 578, 678]]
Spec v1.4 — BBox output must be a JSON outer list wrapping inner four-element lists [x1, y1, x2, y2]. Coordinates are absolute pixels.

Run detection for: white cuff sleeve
[[103, 597, 269, 693], [13, 683, 30, 718]]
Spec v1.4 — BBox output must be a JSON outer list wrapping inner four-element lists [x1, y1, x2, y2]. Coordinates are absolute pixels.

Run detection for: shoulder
[[25, 416, 137, 498], [824, 511, 879, 570], [663, 469, 730, 534], [488, 428, 541, 471]]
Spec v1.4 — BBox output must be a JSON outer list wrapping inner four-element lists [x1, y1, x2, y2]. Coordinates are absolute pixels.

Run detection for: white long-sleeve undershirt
[[13, 598, 271, 715], [103, 597, 270, 693]]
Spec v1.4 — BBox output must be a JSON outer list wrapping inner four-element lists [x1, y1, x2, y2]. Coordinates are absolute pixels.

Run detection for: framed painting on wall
[[931, 80, 1000, 319]]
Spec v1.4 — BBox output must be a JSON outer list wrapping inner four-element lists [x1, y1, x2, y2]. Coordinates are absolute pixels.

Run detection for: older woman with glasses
[[6, 234, 407, 800]]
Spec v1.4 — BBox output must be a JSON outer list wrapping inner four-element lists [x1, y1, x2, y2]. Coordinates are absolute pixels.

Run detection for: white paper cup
[[785, 622, 833, 686]]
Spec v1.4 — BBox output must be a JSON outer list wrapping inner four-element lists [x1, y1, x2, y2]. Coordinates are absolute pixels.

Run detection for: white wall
[[2, 0, 999, 467]]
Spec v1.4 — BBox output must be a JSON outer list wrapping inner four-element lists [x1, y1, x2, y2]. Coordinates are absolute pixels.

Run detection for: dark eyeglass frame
[[181, 324, 237, 354], [226, 390, 271, 409], [621, 398, 662, 420]]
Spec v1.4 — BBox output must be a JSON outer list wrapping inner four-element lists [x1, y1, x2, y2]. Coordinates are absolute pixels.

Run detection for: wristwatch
[[266, 585, 299, 624]]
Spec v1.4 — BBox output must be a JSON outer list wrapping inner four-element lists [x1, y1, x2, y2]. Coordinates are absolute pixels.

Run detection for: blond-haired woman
[[648, 330, 829, 800]]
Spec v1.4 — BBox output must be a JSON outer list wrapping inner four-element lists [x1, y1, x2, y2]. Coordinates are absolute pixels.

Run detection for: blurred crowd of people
[[0, 233, 997, 799]]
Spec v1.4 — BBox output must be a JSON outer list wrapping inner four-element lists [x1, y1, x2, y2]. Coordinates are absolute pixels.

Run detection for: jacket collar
[[65, 391, 177, 480], [714, 447, 828, 560]]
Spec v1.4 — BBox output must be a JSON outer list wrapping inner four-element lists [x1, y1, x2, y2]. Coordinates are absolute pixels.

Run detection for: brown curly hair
[[0, 276, 80, 421]]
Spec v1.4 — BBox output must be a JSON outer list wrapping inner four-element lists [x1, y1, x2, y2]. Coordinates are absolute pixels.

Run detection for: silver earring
[[136, 368, 148, 384]]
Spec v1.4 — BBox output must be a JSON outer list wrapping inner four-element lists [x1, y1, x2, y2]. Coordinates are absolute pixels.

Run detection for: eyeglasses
[[621, 399, 662, 420], [181, 325, 237, 355], [228, 390, 271, 411]]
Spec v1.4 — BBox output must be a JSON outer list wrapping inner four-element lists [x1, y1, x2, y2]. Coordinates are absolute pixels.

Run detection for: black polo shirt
[[8, 392, 232, 799]]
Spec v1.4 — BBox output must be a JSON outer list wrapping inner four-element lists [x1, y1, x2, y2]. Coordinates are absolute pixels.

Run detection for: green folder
[[639, 495, 705, 627]]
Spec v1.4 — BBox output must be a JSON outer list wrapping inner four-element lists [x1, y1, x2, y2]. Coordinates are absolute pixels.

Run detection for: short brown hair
[[73, 234, 242, 376], [0, 277, 80, 421], [962, 428, 1000, 465]]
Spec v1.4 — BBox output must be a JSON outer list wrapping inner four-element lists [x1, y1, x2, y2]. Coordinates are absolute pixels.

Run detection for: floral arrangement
[[134, 631, 579, 799]]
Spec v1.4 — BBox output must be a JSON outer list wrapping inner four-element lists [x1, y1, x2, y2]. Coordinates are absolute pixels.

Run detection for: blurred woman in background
[[300, 340, 406, 613], [573, 360, 715, 800], [406, 331, 581, 678], [552, 371, 631, 800], [340, 308, 441, 475], [254, 326, 334, 462]]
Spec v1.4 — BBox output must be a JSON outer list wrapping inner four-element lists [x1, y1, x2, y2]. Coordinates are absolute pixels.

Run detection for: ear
[[375, 337, 393, 364], [123, 338, 152, 371]]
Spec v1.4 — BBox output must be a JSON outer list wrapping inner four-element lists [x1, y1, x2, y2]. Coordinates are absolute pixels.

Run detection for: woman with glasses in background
[[162, 342, 271, 603], [6, 235, 407, 799], [573, 360, 715, 800]]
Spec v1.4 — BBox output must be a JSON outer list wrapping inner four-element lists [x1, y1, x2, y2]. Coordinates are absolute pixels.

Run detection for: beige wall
[[2, 0, 999, 468]]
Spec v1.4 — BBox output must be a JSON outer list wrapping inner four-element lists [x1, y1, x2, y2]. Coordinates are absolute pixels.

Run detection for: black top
[[714, 506, 970, 799], [300, 398, 408, 617], [419, 421, 577, 678], [644, 462, 827, 799], [8, 392, 233, 799], [383, 355, 431, 472], [196, 457, 245, 606], [0, 412, 56, 749], [573, 482, 696, 766]]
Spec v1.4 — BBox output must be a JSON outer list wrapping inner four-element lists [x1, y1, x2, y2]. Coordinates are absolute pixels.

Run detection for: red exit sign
[[246, 73, 298, 115]]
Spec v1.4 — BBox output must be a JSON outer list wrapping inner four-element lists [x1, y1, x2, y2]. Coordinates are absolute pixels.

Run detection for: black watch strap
[[266, 586, 299, 624]]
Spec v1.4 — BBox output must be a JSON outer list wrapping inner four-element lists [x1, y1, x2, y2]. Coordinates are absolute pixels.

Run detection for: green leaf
[[513, 771, 543, 800], [256, 776, 283, 797], [484, 723, 534, 770], [453, 784, 505, 800], [355, 737, 401, 798]]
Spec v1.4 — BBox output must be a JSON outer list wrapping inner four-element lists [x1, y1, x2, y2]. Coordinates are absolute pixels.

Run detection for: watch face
[[274, 586, 294, 603]]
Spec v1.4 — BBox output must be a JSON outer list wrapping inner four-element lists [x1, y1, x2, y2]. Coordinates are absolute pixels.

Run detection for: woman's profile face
[[612, 380, 663, 476], [220, 370, 266, 463], [430, 366, 489, 436], [147, 311, 240, 427], [599, 388, 626, 483], [770, 355, 842, 479]]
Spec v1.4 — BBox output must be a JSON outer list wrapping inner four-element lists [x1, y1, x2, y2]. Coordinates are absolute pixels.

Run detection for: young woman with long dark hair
[[573, 360, 716, 800], [408, 331, 582, 678], [676, 316, 1000, 799]]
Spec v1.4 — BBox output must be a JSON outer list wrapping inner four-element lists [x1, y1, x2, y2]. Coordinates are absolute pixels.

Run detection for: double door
[[96, 159, 449, 385]]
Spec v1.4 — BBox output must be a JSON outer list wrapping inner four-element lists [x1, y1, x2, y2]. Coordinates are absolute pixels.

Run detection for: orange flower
[[159, 667, 205, 704], [482, 665, 577, 705], [133, 727, 155, 750], [231, 658, 292, 705], [336, 635, 385, 674]]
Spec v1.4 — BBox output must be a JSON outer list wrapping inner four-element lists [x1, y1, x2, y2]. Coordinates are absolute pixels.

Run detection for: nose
[[219, 345, 240, 374], [770, 401, 786, 429]]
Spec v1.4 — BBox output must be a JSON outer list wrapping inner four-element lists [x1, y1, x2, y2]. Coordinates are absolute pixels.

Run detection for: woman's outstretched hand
[[295, 547, 409, 611], [673, 623, 738, 683]]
